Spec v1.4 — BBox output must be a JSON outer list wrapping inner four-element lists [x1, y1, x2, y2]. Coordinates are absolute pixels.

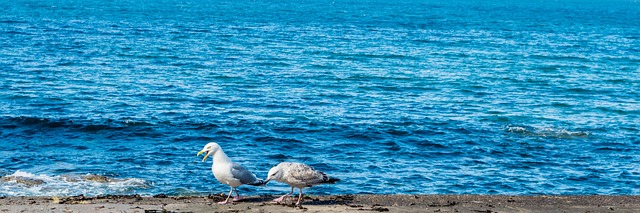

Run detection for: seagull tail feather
[[320, 171, 339, 184], [247, 179, 266, 186], [323, 177, 340, 184]]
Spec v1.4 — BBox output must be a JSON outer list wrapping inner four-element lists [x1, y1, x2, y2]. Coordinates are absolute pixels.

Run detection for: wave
[[1, 116, 151, 129], [0, 116, 227, 133], [505, 125, 589, 138], [0, 171, 152, 196], [0, 116, 161, 137]]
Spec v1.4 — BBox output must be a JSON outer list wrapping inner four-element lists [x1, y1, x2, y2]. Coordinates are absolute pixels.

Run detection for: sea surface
[[1, 0, 639, 196]]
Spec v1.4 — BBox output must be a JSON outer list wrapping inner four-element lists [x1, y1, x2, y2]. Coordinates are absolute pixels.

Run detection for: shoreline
[[1, 194, 639, 213]]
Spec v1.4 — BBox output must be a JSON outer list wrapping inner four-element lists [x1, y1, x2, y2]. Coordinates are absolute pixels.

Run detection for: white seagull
[[264, 162, 339, 206], [197, 142, 264, 204]]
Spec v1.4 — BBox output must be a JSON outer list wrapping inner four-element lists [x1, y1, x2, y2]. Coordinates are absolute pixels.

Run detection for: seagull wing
[[230, 162, 262, 185], [288, 163, 325, 186]]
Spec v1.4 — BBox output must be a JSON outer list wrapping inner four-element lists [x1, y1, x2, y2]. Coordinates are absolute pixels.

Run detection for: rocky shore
[[1, 194, 639, 213]]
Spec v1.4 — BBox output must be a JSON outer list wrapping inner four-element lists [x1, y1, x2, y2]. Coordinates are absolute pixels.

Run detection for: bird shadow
[[204, 194, 276, 204], [254, 195, 355, 208], [208, 194, 355, 208], [238, 196, 276, 203], [303, 195, 355, 206]]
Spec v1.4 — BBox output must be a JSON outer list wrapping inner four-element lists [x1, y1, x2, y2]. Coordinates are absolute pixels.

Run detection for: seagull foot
[[232, 196, 243, 201], [217, 201, 230, 205], [272, 195, 288, 203]]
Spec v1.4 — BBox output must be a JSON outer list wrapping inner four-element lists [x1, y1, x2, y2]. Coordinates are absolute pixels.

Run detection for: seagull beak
[[263, 178, 270, 185], [197, 150, 210, 162]]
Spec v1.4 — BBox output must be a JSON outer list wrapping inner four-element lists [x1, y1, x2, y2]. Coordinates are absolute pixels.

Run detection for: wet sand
[[1, 194, 639, 213]]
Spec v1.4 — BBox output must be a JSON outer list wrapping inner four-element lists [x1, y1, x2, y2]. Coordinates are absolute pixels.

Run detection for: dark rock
[[372, 206, 390, 212], [153, 194, 168, 198], [82, 174, 112, 183], [0, 176, 45, 187]]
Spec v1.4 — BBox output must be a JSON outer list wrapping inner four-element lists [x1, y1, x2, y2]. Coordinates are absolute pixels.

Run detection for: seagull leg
[[217, 187, 234, 204], [232, 188, 243, 201], [272, 187, 294, 203], [295, 188, 304, 206]]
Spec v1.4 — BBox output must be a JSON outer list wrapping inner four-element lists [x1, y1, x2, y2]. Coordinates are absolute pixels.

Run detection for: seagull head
[[264, 164, 284, 184], [197, 142, 222, 162]]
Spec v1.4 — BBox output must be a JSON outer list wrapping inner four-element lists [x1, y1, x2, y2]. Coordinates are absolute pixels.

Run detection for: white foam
[[538, 127, 589, 138], [506, 126, 528, 133], [506, 125, 589, 138], [0, 171, 152, 196]]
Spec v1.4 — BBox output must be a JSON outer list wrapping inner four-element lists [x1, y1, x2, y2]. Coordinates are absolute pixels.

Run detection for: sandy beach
[[1, 194, 639, 213]]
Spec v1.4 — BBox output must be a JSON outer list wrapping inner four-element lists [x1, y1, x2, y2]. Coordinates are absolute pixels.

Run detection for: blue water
[[1, 0, 639, 196]]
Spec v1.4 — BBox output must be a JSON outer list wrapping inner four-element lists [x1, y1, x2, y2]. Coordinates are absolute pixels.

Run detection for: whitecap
[[506, 125, 589, 138], [0, 171, 152, 196]]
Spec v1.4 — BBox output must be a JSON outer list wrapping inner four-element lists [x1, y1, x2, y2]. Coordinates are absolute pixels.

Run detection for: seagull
[[264, 162, 339, 206], [197, 142, 264, 204]]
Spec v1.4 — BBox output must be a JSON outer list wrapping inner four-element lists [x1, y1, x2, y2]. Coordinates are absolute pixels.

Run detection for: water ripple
[[1, 0, 639, 196]]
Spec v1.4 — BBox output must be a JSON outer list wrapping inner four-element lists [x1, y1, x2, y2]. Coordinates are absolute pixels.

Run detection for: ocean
[[1, 0, 639, 196]]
